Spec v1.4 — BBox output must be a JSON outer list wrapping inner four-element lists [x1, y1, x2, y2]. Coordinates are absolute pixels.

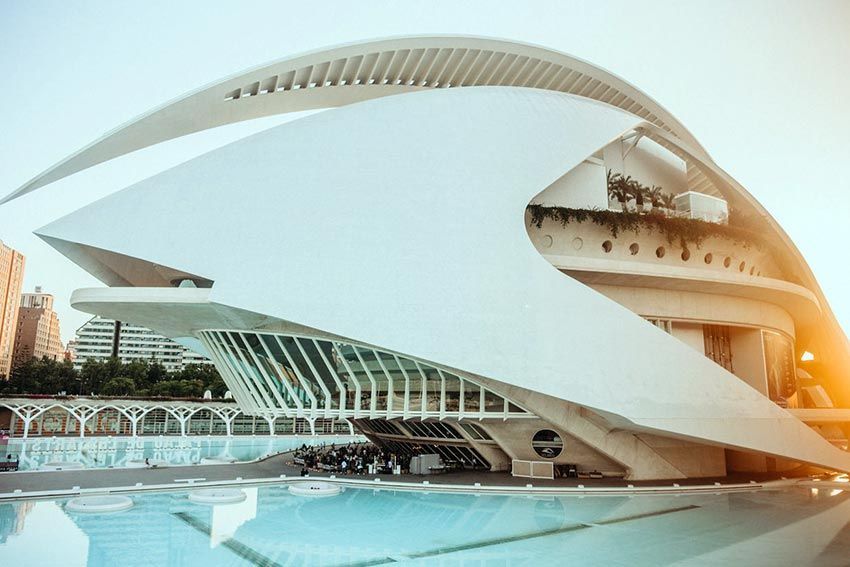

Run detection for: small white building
[[674, 191, 729, 223]]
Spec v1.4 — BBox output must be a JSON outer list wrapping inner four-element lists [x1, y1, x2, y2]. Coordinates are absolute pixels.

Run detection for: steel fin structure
[[8, 36, 850, 480]]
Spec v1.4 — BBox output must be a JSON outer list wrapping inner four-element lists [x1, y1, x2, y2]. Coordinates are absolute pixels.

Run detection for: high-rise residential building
[[12, 286, 64, 366], [0, 241, 25, 378], [73, 316, 211, 372]]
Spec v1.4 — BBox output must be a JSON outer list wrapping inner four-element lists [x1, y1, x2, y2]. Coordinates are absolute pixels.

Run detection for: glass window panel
[[483, 389, 503, 413], [378, 352, 406, 413], [279, 336, 324, 403], [259, 335, 309, 407], [420, 365, 441, 412], [357, 348, 388, 412], [238, 333, 296, 409], [297, 338, 341, 409], [444, 373, 461, 412], [333, 343, 369, 412], [407, 369, 422, 414], [464, 382, 481, 412]]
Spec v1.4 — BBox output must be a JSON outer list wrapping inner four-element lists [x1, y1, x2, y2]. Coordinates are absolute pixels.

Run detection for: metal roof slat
[[448, 48, 480, 86], [434, 48, 468, 87], [486, 52, 519, 85], [514, 58, 543, 87], [373, 50, 398, 84], [501, 55, 531, 85], [356, 52, 381, 84], [475, 51, 507, 84], [526, 60, 553, 88], [461, 50, 495, 85], [398, 48, 426, 84]]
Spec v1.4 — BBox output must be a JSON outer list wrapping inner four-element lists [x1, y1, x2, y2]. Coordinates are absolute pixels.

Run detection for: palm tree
[[629, 178, 648, 212], [646, 185, 665, 210], [606, 171, 632, 212], [659, 191, 676, 212]]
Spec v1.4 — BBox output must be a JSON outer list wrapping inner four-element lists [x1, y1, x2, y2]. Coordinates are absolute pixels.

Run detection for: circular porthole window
[[704, 253, 713, 264], [723, 257, 732, 268], [739, 261, 746, 272], [541, 235, 553, 248], [681, 248, 691, 261], [629, 243, 640, 256], [602, 240, 613, 253], [572, 237, 584, 250], [532, 430, 563, 459], [655, 246, 665, 258]]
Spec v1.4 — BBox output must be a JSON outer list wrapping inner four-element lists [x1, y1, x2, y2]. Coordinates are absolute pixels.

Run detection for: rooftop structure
[[5, 36, 850, 480]]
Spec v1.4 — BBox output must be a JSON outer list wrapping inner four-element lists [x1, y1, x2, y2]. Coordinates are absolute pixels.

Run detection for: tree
[[606, 171, 633, 212], [659, 192, 676, 211], [1, 356, 226, 400], [646, 185, 665, 209], [101, 376, 136, 396]]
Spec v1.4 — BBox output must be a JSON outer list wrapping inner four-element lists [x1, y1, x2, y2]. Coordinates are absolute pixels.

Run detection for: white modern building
[[73, 316, 211, 371], [5, 36, 850, 479]]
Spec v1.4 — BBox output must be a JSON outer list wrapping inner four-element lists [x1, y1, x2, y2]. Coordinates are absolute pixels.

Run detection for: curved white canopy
[[2, 35, 705, 204], [36, 87, 850, 473]]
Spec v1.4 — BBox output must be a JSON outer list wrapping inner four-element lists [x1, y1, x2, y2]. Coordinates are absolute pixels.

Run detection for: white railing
[[511, 459, 554, 479]]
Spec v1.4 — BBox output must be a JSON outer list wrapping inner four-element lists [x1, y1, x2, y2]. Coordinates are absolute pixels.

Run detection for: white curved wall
[[36, 86, 850, 473]]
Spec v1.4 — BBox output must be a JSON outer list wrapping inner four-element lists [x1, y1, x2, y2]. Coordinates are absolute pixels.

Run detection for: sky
[[0, 0, 849, 343]]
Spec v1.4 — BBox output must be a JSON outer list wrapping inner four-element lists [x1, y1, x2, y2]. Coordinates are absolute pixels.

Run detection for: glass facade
[[198, 330, 532, 421]]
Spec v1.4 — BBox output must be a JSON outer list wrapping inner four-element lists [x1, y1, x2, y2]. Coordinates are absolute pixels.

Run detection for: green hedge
[[526, 205, 765, 250]]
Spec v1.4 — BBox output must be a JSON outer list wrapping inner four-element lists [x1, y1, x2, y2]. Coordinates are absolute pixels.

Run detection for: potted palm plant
[[606, 170, 633, 212]]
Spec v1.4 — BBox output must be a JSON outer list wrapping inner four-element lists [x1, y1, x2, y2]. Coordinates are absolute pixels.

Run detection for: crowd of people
[[293, 443, 412, 476]]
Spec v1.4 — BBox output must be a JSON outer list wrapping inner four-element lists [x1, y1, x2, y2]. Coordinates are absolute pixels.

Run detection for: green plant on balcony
[[526, 205, 765, 250], [607, 171, 674, 213]]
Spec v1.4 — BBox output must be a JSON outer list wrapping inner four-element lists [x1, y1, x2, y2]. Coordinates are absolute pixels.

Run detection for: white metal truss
[[0, 398, 350, 438], [197, 330, 535, 422]]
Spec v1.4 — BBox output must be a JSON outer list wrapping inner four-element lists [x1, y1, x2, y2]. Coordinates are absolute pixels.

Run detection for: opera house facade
[[6, 36, 850, 480]]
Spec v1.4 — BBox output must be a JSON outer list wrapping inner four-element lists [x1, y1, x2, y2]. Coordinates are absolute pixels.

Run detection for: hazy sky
[[1, 0, 849, 343]]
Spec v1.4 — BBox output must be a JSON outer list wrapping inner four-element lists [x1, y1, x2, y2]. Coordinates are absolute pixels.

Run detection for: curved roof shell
[[2, 35, 706, 203], [35, 86, 850, 472]]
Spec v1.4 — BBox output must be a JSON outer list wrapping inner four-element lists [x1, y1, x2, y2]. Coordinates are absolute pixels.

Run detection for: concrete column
[[265, 416, 275, 436]]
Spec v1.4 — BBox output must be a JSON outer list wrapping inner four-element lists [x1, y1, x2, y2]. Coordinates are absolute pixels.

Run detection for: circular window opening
[[738, 261, 746, 272], [723, 257, 731, 268], [704, 253, 713, 264], [602, 240, 613, 253], [572, 237, 583, 251], [750, 266, 755, 275], [655, 246, 665, 258], [629, 243, 640, 256], [681, 248, 691, 261], [541, 235, 553, 249], [532, 430, 563, 459]]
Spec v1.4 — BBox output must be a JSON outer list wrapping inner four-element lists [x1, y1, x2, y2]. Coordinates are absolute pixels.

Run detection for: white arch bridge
[[0, 397, 355, 438]]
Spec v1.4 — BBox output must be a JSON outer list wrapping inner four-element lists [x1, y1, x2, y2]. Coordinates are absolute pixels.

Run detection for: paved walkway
[[0, 451, 804, 500]]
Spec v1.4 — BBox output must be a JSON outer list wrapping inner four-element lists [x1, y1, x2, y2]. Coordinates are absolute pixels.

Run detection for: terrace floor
[[0, 451, 809, 501]]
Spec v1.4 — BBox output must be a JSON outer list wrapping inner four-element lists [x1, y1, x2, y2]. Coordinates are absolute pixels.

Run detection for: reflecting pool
[[4, 435, 365, 471], [2, 484, 850, 566]]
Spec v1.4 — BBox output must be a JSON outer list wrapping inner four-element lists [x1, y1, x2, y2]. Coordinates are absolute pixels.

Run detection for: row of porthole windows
[[602, 240, 761, 276]]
